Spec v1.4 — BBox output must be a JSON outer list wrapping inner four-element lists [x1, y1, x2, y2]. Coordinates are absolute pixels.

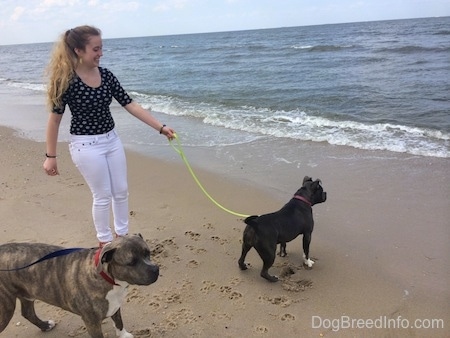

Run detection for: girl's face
[[76, 35, 103, 68]]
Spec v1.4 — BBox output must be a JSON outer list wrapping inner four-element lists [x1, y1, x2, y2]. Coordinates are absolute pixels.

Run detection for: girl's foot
[[99, 241, 111, 248]]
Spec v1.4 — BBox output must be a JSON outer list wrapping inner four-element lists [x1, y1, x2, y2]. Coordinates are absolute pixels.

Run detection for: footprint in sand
[[281, 279, 313, 292], [147, 237, 177, 256], [68, 325, 87, 337], [130, 328, 152, 337], [210, 311, 231, 320], [279, 265, 296, 278], [126, 286, 146, 304], [148, 300, 161, 311], [203, 222, 215, 230], [254, 326, 269, 334], [171, 255, 181, 263], [155, 280, 192, 306], [162, 237, 178, 248], [259, 295, 294, 308], [228, 277, 242, 286], [280, 313, 296, 321], [185, 244, 207, 254], [148, 242, 165, 257], [219, 285, 243, 300], [153, 290, 182, 305], [163, 308, 197, 327], [200, 280, 217, 293], [219, 285, 232, 294], [166, 293, 182, 304], [210, 235, 228, 245], [185, 231, 201, 241], [162, 319, 178, 330], [229, 291, 243, 300], [187, 259, 199, 268], [181, 279, 192, 288]]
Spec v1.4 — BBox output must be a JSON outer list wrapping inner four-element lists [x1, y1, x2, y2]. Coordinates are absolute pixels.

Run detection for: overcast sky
[[1, 0, 449, 45]]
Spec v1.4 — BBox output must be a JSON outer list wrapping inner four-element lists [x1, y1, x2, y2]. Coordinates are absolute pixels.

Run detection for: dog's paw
[[261, 272, 279, 282], [303, 258, 314, 268], [278, 250, 287, 257], [238, 260, 248, 270], [42, 320, 56, 332], [116, 328, 133, 338]]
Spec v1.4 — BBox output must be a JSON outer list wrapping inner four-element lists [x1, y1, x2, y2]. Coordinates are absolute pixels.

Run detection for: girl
[[43, 25, 175, 247]]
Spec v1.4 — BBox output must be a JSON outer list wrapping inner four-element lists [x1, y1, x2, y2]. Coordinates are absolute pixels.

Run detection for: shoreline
[[1, 125, 449, 337]]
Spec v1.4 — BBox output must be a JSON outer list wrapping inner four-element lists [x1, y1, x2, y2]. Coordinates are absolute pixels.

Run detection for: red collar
[[293, 195, 312, 207], [94, 248, 119, 286]]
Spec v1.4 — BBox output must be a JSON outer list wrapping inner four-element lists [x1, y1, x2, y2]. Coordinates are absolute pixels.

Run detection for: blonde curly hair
[[46, 25, 101, 109]]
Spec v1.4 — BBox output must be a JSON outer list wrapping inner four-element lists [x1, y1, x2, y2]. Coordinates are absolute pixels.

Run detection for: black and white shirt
[[53, 67, 133, 135]]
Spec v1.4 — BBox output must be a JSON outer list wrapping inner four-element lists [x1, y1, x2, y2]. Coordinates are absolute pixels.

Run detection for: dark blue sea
[[0, 17, 449, 190], [1, 17, 449, 159]]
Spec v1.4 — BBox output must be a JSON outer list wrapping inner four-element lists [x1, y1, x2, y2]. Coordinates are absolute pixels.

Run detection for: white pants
[[69, 129, 129, 242]]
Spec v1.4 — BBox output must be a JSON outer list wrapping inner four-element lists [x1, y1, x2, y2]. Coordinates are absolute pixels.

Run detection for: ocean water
[[0, 17, 449, 194]]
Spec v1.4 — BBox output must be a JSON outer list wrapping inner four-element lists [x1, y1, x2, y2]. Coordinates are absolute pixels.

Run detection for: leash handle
[[170, 134, 250, 218]]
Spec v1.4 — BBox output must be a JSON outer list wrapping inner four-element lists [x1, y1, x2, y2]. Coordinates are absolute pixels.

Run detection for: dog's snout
[[148, 264, 159, 283], [150, 263, 159, 276], [322, 192, 327, 201]]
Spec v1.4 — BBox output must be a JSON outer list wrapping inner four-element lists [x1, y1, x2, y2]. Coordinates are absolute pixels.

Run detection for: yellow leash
[[169, 134, 251, 218]]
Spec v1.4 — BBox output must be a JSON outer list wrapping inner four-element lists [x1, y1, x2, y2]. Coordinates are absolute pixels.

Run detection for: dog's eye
[[128, 258, 138, 266]]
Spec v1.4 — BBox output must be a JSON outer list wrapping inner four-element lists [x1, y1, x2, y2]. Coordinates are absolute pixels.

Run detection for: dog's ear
[[100, 244, 117, 265], [311, 179, 322, 190], [303, 176, 312, 185]]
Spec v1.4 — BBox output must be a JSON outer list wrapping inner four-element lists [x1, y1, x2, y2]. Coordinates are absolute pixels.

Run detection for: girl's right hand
[[43, 158, 59, 176]]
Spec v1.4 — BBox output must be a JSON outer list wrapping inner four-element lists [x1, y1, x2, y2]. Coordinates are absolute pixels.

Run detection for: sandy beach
[[1, 123, 449, 338]]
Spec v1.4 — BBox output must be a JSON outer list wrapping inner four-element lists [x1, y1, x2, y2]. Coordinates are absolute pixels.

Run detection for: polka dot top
[[53, 67, 133, 135]]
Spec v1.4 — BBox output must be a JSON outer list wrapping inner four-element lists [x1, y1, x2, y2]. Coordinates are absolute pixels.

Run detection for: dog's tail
[[244, 215, 259, 228]]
